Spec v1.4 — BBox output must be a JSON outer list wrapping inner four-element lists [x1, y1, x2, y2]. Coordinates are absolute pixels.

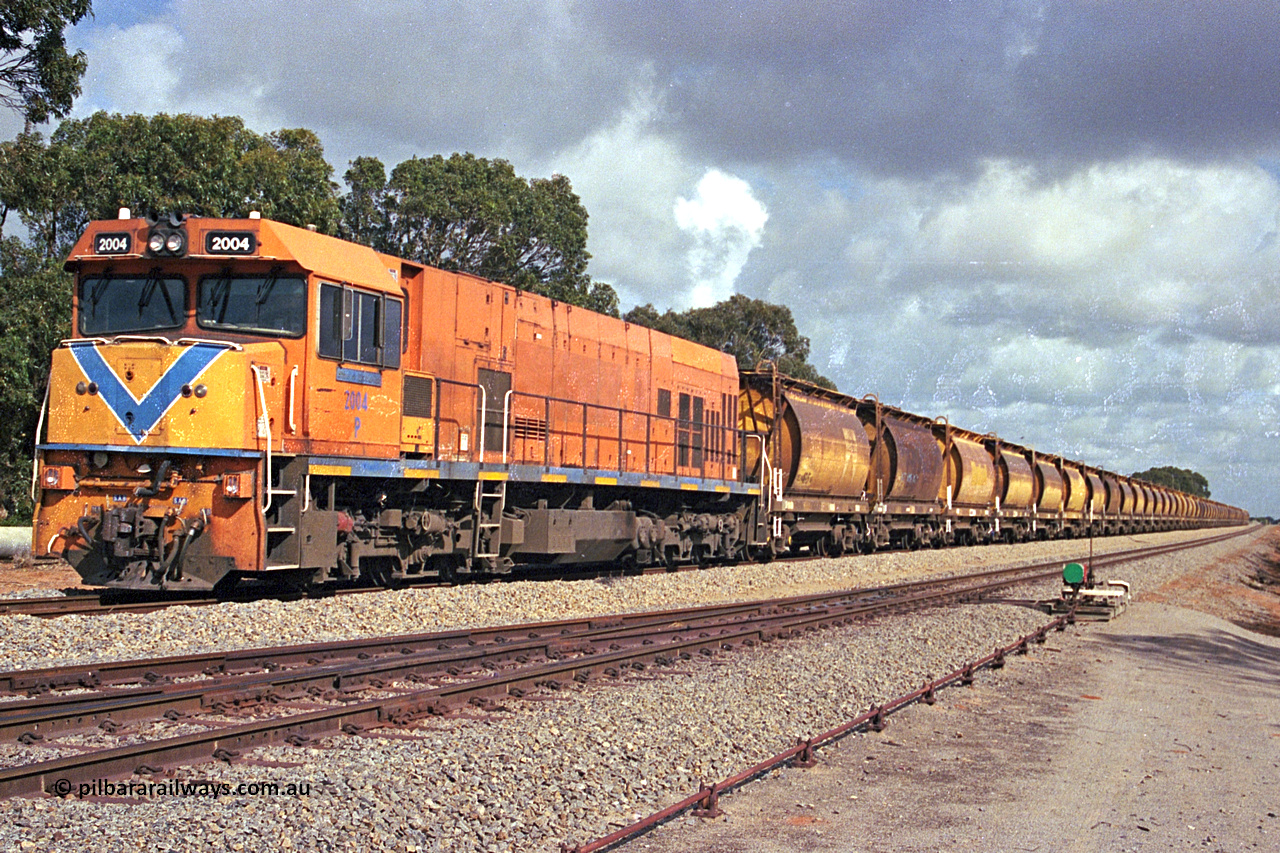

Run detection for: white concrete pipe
[[0, 527, 33, 558]]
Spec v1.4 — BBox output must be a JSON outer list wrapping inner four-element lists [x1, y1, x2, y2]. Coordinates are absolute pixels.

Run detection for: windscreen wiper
[[136, 268, 179, 324], [255, 266, 283, 305], [210, 270, 233, 324], [87, 270, 114, 312]]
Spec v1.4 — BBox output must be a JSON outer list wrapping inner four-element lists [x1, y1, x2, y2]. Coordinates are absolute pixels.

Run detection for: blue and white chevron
[[68, 342, 227, 443]]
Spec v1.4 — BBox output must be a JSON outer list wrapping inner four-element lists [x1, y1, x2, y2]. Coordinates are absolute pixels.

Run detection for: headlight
[[42, 467, 65, 489], [145, 222, 188, 257]]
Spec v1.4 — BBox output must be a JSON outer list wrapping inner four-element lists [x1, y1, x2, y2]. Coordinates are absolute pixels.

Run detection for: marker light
[[223, 473, 251, 499]]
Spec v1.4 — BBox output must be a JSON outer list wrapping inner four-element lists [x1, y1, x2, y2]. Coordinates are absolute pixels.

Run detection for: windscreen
[[198, 273, 306, 336], [79, 274, 186, 335]]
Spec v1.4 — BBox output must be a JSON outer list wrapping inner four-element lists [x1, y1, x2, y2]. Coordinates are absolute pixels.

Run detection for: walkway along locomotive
[[31, 213, 1247, 591]]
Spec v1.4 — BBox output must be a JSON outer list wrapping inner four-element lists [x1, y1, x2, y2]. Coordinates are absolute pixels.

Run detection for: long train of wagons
[[31, 213, 1248, 591]]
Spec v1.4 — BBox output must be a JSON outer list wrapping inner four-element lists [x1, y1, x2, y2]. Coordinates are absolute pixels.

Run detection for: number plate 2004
[[204, 231, 257, 255], [92, 232, 132, 254]]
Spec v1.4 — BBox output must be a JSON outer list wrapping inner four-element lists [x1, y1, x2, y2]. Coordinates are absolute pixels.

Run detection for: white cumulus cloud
[[674, 169, 768, 308]]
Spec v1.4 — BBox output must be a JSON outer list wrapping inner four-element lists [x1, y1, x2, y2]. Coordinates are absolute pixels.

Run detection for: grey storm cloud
[[578, 1, 1280, 173], [114, 1, 1280, 174]]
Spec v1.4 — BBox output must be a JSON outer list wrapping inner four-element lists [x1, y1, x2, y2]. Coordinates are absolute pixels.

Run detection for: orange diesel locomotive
[[34, 212, 750, 591], [32, 213, 1247, 592]]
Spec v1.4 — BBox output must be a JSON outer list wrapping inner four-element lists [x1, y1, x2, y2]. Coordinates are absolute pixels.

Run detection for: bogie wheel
[[362, 557, 401, 589]]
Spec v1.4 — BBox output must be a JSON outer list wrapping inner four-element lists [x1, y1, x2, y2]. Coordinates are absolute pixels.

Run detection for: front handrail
[[29, 382, 51, 501]]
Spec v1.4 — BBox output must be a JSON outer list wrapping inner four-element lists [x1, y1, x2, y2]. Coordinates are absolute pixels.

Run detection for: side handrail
[[501, 389, 514, 464], [252, 365, 273, 514], [476, 383, 487, 461], [500, 388, 738, 477], [287, 366, 298, 433]]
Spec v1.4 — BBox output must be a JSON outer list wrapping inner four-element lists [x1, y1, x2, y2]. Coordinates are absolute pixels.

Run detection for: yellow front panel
[[47, 341, 266, 450]]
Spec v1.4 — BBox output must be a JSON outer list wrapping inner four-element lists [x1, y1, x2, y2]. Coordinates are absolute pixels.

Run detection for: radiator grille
[[403, 375, 434, 419]]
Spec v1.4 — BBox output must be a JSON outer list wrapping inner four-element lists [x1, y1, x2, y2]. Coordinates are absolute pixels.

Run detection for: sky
[[4, 0, 1277, 515]]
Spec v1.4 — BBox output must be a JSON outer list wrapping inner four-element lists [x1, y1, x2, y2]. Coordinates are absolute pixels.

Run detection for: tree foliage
[[0, 112, 339, 257], [0, 112, 341, 514], [0, 238, 71, 520], [339, 152, 618, 316], [1131, 466, 1211, 498], [625, 294, 835, 389], [0, 0, 91, 124]]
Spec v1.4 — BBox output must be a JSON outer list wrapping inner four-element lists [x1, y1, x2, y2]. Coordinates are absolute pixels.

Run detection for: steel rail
[[559, 527, 1259, 851], [5, 520, 1211, 695], [0, 526, 1253, 619], [0, 526, 1252, 737], [0, 547, 1110, 695], [0, 563, 1063, 746], [562, 612, 1075, 853]]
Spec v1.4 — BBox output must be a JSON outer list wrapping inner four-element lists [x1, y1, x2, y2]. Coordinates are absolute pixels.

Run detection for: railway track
[[0, 526, 1251, 800], [0, 526, 1252, 619]]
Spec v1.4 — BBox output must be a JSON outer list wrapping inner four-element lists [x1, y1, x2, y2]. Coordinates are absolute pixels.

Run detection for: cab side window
[[318, 282, 401, 368]]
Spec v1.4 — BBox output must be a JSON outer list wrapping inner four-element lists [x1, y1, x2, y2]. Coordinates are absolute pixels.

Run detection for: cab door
[[307, 280, 403, 458]]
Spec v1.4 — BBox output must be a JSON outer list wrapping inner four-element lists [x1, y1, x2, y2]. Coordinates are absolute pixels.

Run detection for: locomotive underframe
[[298, 465, 755, 587], [42, 450, 758, 591]]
